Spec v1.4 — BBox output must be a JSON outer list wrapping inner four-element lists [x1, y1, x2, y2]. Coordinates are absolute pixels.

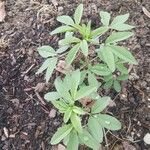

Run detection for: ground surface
[[0, 0, 150, 150]]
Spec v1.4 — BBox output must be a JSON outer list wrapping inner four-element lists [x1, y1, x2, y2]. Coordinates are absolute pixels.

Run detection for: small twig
[[21, 64, 35, 77], [127, 117, 131, 133], [35, 92, 46, 105], [103, 128, 109, 150]]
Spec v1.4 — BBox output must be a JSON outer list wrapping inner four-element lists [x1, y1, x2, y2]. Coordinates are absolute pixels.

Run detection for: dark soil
[[0, 0, 150, 150]]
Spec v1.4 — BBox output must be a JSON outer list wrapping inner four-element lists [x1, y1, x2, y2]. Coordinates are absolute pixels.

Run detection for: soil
[[0, 0, 150, 150]]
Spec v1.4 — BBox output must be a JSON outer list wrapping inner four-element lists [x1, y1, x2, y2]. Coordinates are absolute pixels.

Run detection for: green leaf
[[36, 58, 51, 74], [70, 70, 81, 99], [50, 124, 73, 145], [106, 32, 134, 44], [80, 40, 88, 56], [52, 100, 68, 112], [56, 45, 70, 54], [74, 4, 83, 25], [70, 113, 82, 133], [67, 130, 79, 150], [54, 78, 72, 103], [80, 70, 87, 84], [91, 26, 108, 38], [44, 92, 60, 101], [117, 74, 129, 80], [79, 130, 100, 150], [88, 117, 103, 143], [91, 97, 110, 114], [116, 63, 128, 74], [59, 37, 81, 46], [110, 23, 135, 31], [51, 26, 75, 35], [64, 107, 72, 123], [104, 79, 113, 89], [98, 114, 121, 131], [113, 80, 121, 92], [75, 86, 96, 100], [45, 57, 57, 83], [57, 15, 75, 26], [108, 45, 137, 64], [90, 64, 111, 76], [88, 72, 99, 90], [73, 106, 85, 115], [100, 46, 115, 72], [100, 11, 111, 26], [111, 13, 129, 26], [37, 46, 56, 58], [85, 21, 91, 38], [66, 44, 80, 65]]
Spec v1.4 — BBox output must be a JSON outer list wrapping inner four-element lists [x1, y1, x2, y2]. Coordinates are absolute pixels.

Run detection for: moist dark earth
[[0, 0, 150, 150]]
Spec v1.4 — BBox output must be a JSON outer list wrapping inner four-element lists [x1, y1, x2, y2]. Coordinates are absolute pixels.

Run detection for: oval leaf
[[88, 117, 103, 143], [70, 113, 82, 133], [45, 57, 57, 83], [100, 11, 111, 26], [98, 114, 121, 130], [80, 40, 88, 56], [74, 4, 83, 24], [44, 92, 60, 101], [67, 130, 79, 150], [38, 46, 56, 58], [51, 26, 74, 35], [106, 32, 134, 44], [91, 97, 111, 114], [100, 46, 115, 72], [75, 86, 96, 100], [66, 44, 80, 65], [109, 45, 137, 64], [50, 124, 73, 145], [57, 15, 75, 26]]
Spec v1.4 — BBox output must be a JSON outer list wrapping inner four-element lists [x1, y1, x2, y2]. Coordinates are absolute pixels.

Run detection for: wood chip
[[143, 133, 150, 144], [34, 82, 46, 92], [0, 1, 6, 22], [142, 6, 150, 18], [58, 144, 66, 150], [3, 127, 9, 138], [49, 109, 57, 118], [123, 142, 136, 150]]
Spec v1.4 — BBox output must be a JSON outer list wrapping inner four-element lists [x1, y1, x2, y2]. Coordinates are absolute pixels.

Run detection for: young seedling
[[45, 70, 121, 149], [36, 3, 137, 149]]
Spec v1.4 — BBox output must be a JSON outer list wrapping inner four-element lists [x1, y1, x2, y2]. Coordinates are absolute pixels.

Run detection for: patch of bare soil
[[0, 0, 150, 149]]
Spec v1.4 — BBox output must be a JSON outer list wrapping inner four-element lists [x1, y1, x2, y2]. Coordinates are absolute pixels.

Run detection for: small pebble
[[143, 133, 150, 144]]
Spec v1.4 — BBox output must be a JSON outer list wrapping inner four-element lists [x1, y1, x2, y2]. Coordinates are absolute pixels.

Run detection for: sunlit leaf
[[70, 113, 82, 133], [91, 97, 110, 114], [100, 11, 111, 26], [113, 80, 121, 92], [37, 46, 56, 58], [106, 32, 134, 44], [80, 40, 88, 56], [98, 114, 121, 130], [44, 92, 60, 101], [74, 4, 83, 24], [88, 117, 103, 143], [66, 44, 80, 65], [75, 86, 96, 100], [67, 130, 79, 150], [100, 46, 115, 72], [50, 124, 73, 145], [108, 45, 137, 64], [45, 57, 57, 82], [57, 15, 75, 26], [51, 26, 75, 35], [91, 26, 108, 38]]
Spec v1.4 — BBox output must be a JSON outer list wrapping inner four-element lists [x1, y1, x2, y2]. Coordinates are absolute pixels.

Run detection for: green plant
[[45, 70, 121, 149], [36, 3, 137, 150]]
